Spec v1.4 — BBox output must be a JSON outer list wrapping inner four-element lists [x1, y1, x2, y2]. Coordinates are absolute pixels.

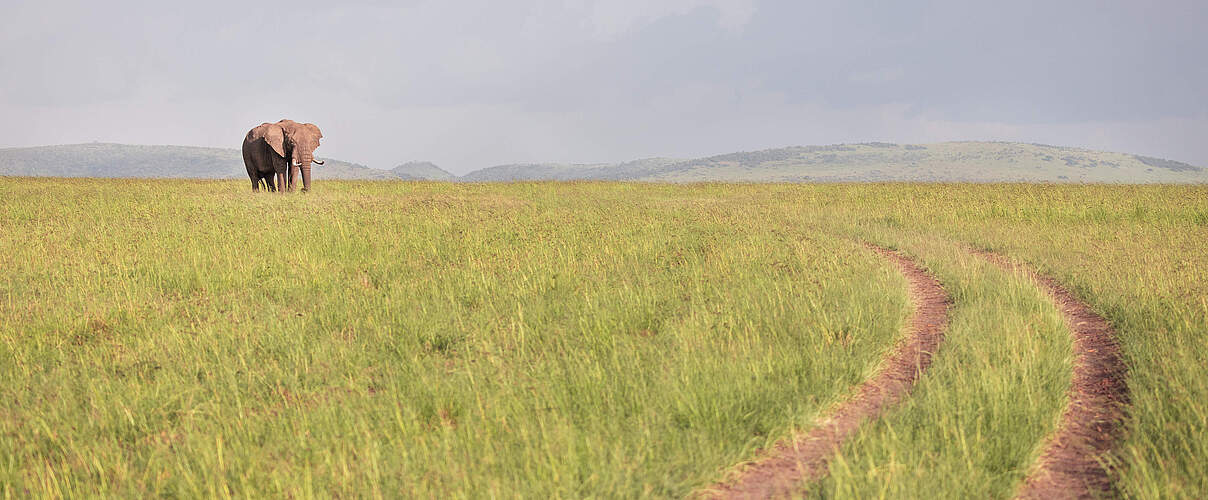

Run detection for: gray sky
[[2, 0, 1205, 174]]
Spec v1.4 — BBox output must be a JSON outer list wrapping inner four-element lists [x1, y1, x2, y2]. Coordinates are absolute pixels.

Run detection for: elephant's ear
[[262, 124, 286, 158], [305, 123, 323, 139]]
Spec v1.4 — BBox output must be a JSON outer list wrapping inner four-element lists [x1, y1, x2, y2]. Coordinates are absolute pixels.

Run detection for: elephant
[[242, 119, 325, 192]]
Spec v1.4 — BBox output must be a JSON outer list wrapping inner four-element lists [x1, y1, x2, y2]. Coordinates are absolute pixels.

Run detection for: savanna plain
[[1, 178, 1205, 498]]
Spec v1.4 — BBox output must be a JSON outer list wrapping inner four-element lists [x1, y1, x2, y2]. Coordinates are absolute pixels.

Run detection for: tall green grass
[[1, 179, 1205, 498], [0, 179, 907, 497], [803, 233, 1071, 498], [798, 184, 1208, 498]]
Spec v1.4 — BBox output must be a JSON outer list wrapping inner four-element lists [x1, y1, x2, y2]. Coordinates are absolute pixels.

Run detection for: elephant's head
[[262, 119, 325, 191]]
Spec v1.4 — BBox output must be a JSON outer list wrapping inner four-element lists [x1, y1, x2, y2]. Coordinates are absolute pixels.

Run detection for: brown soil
[[975, 250, 1129, 499], [702, 244, 951, 499]]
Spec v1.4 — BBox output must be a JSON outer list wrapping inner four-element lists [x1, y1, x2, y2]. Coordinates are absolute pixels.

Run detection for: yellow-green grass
[[804, 233, 1071, 497], [0, 178, 909, 497], [797, 184, 1208, 498], [1, 179, 1205, 498]]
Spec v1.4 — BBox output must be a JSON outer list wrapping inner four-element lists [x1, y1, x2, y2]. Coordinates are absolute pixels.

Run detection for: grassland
[[1, 178, 1205, 498], [818, 185, 1208, 498], [0, 179, 911, 497]]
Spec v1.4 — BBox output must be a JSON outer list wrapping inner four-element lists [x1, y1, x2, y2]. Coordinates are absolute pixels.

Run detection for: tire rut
[[702, 244, 951, 499], [974, 250, 1129, 499]]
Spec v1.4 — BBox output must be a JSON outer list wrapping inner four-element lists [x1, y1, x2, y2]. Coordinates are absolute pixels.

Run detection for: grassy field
[[1, 178, 1205, 498]]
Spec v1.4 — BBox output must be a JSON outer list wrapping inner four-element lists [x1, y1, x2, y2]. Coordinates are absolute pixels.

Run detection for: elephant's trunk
[[297, 150, 316, 191]]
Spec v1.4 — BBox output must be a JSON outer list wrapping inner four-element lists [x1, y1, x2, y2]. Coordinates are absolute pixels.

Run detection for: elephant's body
[[242, 124, 287, 191], [241, 119, 324, 192]]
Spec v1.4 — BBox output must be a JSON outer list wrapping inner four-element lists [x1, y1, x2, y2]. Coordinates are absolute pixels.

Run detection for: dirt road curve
[[703, 245, 951, 499], [976, 251, 1129, 499]]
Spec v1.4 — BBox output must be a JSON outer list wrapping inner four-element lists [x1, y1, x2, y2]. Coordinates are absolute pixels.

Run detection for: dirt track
[[975, 251, 1129, 499], [704, 245, 951, 499]]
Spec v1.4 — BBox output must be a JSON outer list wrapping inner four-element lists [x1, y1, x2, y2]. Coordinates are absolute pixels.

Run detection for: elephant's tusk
[[312, 159, 325, 165], [292, 159, 303, 167]]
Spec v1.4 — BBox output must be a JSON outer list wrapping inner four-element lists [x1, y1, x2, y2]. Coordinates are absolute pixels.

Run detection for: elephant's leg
[[276, 169, 288, 193], [244, 148, 259, 192], [300, 166, 312, 192], [289, 163, 301, 192]]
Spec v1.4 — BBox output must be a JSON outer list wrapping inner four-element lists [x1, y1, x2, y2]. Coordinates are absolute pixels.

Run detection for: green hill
[[454, 142, 1204, 183], [640, 142, 1207, 183], [390, 161, 456, 181], [0, 143, 398, 180], [459, 158, 683, 182]]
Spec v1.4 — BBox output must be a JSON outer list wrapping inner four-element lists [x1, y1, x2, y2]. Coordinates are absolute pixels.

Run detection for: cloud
[[848, 66, 905, 85], [0, 0, 1205, 172], [584, 0, 757, 39]]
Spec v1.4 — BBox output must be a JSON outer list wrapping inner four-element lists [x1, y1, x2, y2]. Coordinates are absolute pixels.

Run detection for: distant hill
[[391, 161, 456, 181], [459, 158, 682, 182], [637, 142, 1207, 183], [457, 142, 1206, 183], [3, 141, 1204, 183], [0, 143, 398, 180]]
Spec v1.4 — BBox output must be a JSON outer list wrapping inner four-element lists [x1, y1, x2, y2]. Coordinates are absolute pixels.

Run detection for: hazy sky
[[2, 0, 1205, 174]]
